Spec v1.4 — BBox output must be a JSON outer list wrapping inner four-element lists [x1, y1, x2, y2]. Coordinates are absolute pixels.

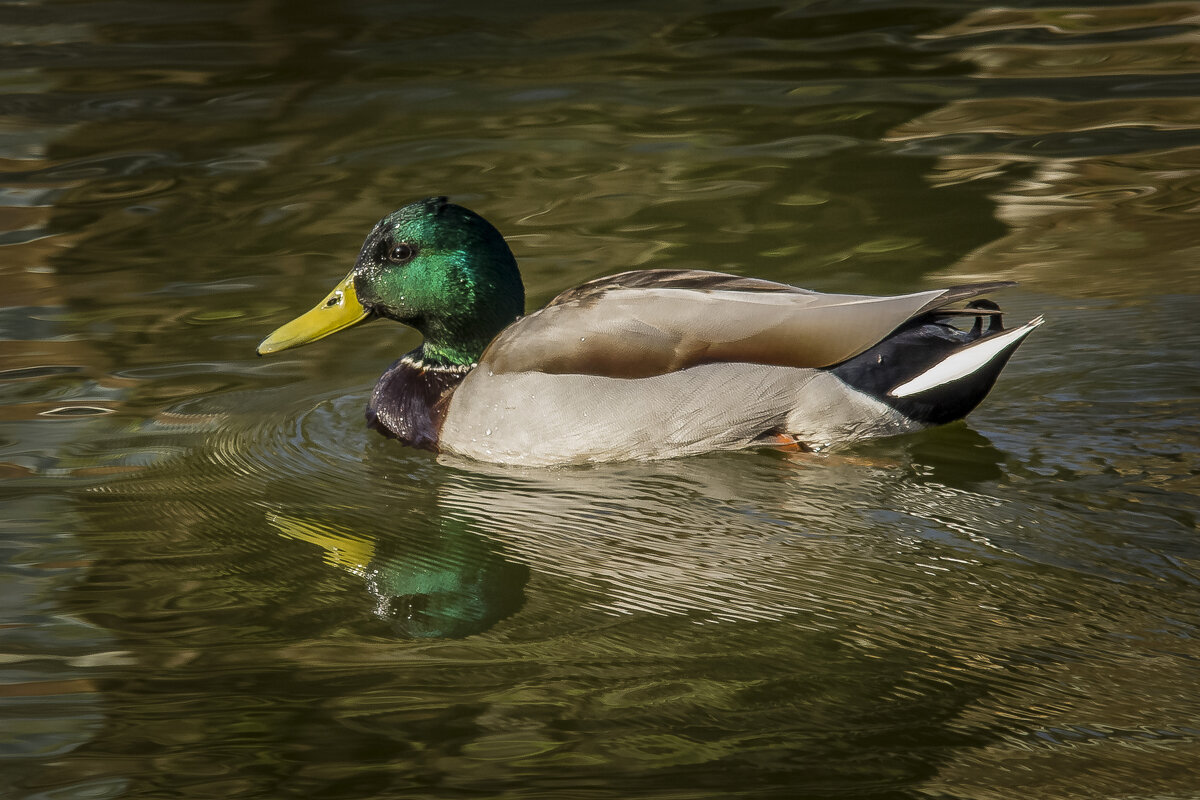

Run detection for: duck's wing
[[480, 269, 1015, 379], [543, 268, 809, 302]]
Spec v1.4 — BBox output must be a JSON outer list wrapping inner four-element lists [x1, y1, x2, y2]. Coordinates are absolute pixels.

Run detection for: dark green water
[[2, 1, 1198, 797]]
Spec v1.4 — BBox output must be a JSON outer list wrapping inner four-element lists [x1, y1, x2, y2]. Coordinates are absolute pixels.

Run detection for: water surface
[[2, 1, 1198, 798]]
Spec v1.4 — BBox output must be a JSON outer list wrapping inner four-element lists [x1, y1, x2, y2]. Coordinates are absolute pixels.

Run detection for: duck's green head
[[257, 197, 525, 366]]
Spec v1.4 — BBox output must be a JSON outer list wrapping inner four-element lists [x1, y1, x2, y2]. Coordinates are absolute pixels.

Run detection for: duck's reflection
[[269, 421, 1008, 639], [904, 423, 1008, 487], [365, 518, 529, 638], [270, 509, 528, 639]]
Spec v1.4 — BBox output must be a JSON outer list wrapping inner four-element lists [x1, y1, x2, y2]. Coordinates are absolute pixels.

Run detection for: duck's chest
[[365, 357, 470, 451]]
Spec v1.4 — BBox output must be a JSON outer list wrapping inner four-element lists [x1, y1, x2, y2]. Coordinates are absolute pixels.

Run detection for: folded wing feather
[[479, 270, 1015, 379]]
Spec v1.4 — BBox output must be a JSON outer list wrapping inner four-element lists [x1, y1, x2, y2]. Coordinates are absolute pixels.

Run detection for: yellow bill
[[257, 272, 371, 355], [269, 513, 375, 577]]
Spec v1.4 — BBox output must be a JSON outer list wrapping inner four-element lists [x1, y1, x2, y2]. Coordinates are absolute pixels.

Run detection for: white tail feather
[[889, 316, 1044, 398]]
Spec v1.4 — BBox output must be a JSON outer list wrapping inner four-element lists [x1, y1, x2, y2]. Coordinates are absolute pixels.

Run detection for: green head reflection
[[270, 512, 528, 639], [365, 519, 529, 638]]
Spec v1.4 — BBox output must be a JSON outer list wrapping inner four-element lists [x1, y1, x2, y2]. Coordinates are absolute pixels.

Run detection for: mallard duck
[[258, 197, 1042, 466]]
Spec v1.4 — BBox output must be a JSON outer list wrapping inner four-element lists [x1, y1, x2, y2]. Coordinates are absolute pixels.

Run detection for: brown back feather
[[545, 269, 810, 306], [481, 270, 1015, 379]]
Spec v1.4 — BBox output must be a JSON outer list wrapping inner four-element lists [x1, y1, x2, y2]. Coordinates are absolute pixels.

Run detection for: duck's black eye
[[387, 243, 416, 264]]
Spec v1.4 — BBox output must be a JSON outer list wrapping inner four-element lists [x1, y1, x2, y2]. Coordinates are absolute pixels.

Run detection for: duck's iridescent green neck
[[401, 277, 520, 366], [419, 339, 487, 368]]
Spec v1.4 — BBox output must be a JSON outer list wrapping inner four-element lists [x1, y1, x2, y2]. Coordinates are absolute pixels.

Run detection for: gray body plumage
[[439, 365, 915, 466]]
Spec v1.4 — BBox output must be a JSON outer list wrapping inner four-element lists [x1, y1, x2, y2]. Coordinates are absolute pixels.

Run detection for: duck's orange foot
[[765, 432, 812, 453]]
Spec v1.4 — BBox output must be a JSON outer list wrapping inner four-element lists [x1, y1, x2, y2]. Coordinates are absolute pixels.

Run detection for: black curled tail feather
[[830, 304, 1042, 426]]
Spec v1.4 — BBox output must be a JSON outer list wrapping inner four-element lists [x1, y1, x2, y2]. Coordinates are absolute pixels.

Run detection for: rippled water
[[2, 1, 1198, 798]]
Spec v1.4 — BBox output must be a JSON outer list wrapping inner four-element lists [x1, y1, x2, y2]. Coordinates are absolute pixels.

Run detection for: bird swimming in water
[[258, 197, 1042, 466]]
